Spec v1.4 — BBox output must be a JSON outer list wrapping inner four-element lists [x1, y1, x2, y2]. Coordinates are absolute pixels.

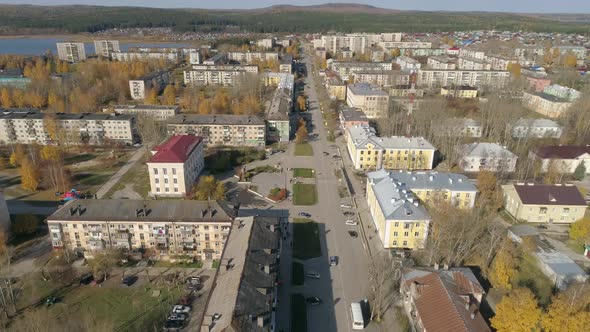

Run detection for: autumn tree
[[144, 88, 159, 105], [12, 89, 25, 108], [507, 62, 521, 78], [12, 214, 39, 236], [541, 283, 590, 332], [574, 161, 586, 181], [390, 48, 401, 58], [194, 175, 226, 200], [563, 51, 578, 68], [295, 118, 308, 144], [0, 88, 13, 107], [569, 217, 590, 246], [368, 252, 400, 322], [9, 145, 26, 167], [489, 241, 518, 289], [211, 89, 230, 114], [297, 95, 307, 111], [89, 249, 124, 280], [162, 84, 176, 105], [135, 114, 167, 149], [491, 288, 541, 332], [19, 157, 40, 191], [476, 171, 502, 213]]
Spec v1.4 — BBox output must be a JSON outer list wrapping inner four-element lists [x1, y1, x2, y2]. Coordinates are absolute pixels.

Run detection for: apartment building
[[346, 125, 436, 171], [353, 70, 411, 88], [396, 56, 421, 70], [330, 61, 393, 81], [366, 170, 430, 250], [47, 200, 234, 260], [315, 47, 327, 60], [279, 54, 293, 73], [203, 53, 227, 65], [0, 109, 136, 145], [339, 107, 369, 133], [486, 54, 518, 71], [502, 183, 586, 224], [383, 170, 477, 209], [416, 69, 510, 89], [440, 85, 478, 98], [433, 118, 482, 138], [256, 38, 275, 49], [317, 33, 402, 54], [106, 105, 180, 121], [401, 267, 490, 332], [93, 40, 120, 58], [112, 48, 180, 62], [266, 90, 292, 142], [326, 76, 347, 101], [388, 85, 424, 98], [56, 42, 86, 63], [227, 51, 279, 63], [530, 146, 590, 174], [167, 114, 266, 147], [147, 135, 204, 197], [263, 72, 295, 92], [129, 70, 171, 100], [522, 70, 551, 92], [459, 143, 517, 173], [0, 68, 31, 89], [458, 57, 492, 70], [544, 84, 581, 101], [427, 56, 457, 70], [378, 41, 432, 50], [511, 118, 563, 139], [184, 65, 258, 86], [458, 49, 486, 60], [346, 83, 390, 119], [521, 92, 574, 118]]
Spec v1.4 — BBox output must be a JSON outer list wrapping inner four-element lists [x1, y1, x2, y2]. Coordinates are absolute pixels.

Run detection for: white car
[[172, 305, 191, 314], [345, 220, 358, 226], [340, 204, 353, 209]]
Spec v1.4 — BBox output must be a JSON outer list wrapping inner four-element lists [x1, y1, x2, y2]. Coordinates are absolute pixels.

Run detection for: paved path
[[95, 147, 146, 199]]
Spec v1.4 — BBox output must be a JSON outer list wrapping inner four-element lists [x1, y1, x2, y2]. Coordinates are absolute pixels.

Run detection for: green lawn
[[294, 143, 314, 156], [104, 159, 151, 198], [292, 218, 322, 260], [293, 168, 315, 178], [291, 293, 308, 332], [292, 262, 304, 286], [293, 183, 317, 206]]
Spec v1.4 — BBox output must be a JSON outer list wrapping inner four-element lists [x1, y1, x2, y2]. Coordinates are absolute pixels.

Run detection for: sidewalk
[[95, 147, 146, 199]]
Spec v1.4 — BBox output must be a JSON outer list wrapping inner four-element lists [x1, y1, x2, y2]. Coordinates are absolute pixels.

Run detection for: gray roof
[[514, 118, 562, 128], [267, 90, 291, 121], [347, 83, 388, 96], [461, 142, 516, 158], [111, 105, 180, 111], [535, 252, 587, 277], [367, 169, 430, 221], [348, 125, 436, 151], [47, 199, 234, 223], [168, 114, 265, 126], [0, 110, 133, 121], [339, 107, 368, 122], [0, 68, 24, 77], [385, 170, 477, 192]]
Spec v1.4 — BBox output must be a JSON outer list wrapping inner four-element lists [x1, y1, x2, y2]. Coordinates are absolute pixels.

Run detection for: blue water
[[0, 37, 193, 56]]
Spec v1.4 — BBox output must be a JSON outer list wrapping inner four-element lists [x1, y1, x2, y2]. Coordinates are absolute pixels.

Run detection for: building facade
[[184, 65, 257, 86], [530, 146, 590, 174], [227, 51, 279, 63], [107, 105, 180, 121], [129, 70, 171, 100], [339, 107, 369, 133], [416, 69, 510, 89], [56, 42, 86, 63], [511, 118, 563, 139], [346, 83, 390, 119], [521, 92, 573, 118], [459, 143, 517, 173], [94, 40, 121, 58], [330, 61, 393, 81], [440, 85, 478, 98]]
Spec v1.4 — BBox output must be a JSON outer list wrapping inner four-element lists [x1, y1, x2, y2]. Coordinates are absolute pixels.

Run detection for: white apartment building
[[396, 56, 421, 70], [93, 40, 120, 58], [458, 49, 486, 60], [433, 118, 482, 138], [511, 118, 563, 139], [183, 65, 257, 86], [129, 70, 171, 100], [0, 109, 136, 145], [189, 51, 201, 65], [56, 42, 86, 63], [486, 54, 518, 71], [147, 135, 204, 197], [47, 200, 233, 261], [459, 142, 518, 173], [256, 38, 275, 49], [111, 49, 180, 62], [331, 61, 393, 81], [378, 41, 432, 50], [106, 105, 180, 121], [416, 69, 510, 89], [227, 51, 279, 63], [458, 57, 492, 70], [427, 56, 457, 70], [353, 70, 411, 87], [346, 83, 390, 119], [521, 92, 574, 118]]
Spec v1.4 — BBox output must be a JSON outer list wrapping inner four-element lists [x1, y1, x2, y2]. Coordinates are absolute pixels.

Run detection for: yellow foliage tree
[[211, 89, 229, 113], [297, 95, 307, 111], [162, 85, 176, 105], [563, 52, 578, 68], [145, 88, 159, 105], [12, 89, 26, 108], [198, 99, 211, 115], [194, 175, 225, 200], [20, 157, 40, 191], [489, 242, 518, 289], [569, 217, 590, 245], [541, 284, 590, 332], [507, 63, 521, 78], [26, 90, 47, 108], [40, 145, 62, 162], [390, 48, 401, 58], [491, 288, 541, 332], [0, 88, 13, 108], [9, 145, 26, 167]]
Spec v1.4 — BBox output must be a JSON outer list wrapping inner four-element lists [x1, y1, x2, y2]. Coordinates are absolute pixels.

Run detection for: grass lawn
[[566, 240, 585, 255], [292, 262, 304, 286], [294, 143, 314, 156], [104, 159, 151, 198], [293, 168, 315, 178], [293, 183, 317, 206], [292, 218, 322, 260], [291, 293, 308, 332], [152, 260, 203, 269]]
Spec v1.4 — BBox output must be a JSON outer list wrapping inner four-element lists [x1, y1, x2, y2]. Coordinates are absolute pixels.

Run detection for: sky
[[1, 0, 590, 14]]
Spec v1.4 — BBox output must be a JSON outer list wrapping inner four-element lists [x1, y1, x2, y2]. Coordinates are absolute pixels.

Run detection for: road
[[95, 147, 146, 199]]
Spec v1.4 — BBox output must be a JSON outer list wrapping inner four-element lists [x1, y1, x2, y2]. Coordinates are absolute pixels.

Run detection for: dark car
[[163, 319, 184, 331], [122, 275, 138, 287], [298, 212, 312, 218], [306, 297, 322, 306], [329, 256, 338, 266], [332, 155, 342, 160], [348, 231, 359, 238], [79, 274, 94, 285]]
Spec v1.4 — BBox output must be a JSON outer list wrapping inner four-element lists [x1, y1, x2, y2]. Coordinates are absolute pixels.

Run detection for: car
[[306, 297, 322, 306], [340, 204, 353, 209], [173, 305, 191, 314], [167, 313, 187, 321], [45, 296, 58, 307], [329, 256, 338, 266], [163, 319, 184, 331], [332, 155, 342, 160], [122, 275, 137, 287], [348, 231, 359, 238], [343, 211, 355, 216], [186, 276, 201, 285], [345, 220, 358, 226], [305, 271, 320, 279], [79, 274, 93, 285], [323, 151, 330, 156], [298, 212, 312, 218]]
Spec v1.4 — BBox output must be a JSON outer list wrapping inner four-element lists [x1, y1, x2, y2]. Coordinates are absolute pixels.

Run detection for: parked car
[[186, 276, 201, 285], [305, 271, 320, 279], [163, 319, 184, 331], [340, 204, 353, 209], [298, 212, 312, 218], [348, 231, 359, 238], [329, 256, 338, 266], [306, 297, 322, 306], [173, 305, 191, 314], [343, 211, 355, 216], [323, 151, 330, 156], [79, 274, 93, 285], [167, 313, 187, 321], [332, 155, 342, 160], [45, 297, 58, 307], [122, 275, 137, 287], [345, 220, 358, 226]]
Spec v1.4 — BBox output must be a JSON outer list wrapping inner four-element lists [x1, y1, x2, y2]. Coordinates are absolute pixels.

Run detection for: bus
[[351, 301, 365, 330]]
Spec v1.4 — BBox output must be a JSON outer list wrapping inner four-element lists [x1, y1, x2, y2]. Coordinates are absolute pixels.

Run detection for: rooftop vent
[[429, 175, 433, 181]]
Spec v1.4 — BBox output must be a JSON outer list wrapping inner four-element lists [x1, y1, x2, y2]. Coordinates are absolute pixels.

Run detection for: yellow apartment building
[[441, 85, 479, 98], [366, 169, 431, 249]]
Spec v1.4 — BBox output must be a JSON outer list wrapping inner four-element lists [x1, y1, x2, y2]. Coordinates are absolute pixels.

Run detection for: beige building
[[227, 51, 278, 63], [184, 65, 258, 86], [458, 56, 492, 70], [330, 61, 393, 81], [147, 135, 204, 197], [111, 49, 180, 62], [416, 69, 510, 89], [441, 85, 478, 98], [167, 114, 266, 147], [427, 56, 457, 70], [0, 109, 136, 145], [346, 83, 390, 119], [522, 91, 574, 118], [326, 76, 347, 101], [129, 70, 171, 100], [502, 183, 586, 224], [353, 70, 411, 87], [106, 105, 180, 121], [56, 42, 86, 63], [47, 200, 233, 260], [93, 40, 120, 58]]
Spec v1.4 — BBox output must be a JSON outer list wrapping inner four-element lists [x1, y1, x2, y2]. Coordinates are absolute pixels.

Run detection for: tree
[[390, 48, 400, 58], [145, 88, 159, 105], [162, 84, 176, 105], [489, 241, 518, 289], [19, 157, 40, 191], [9, 145, 26, 167], [541, 283, 590, 332], [491, 288, 541, 332], [40, 145, 62, 162], [211, 89, 230, 113], [12, 89, 25, 107], [198, 98, 212, 115], [89, 249, 123, 280], [11, 214, 39, 236], [569, 217, 590, 245], [297, 95, 307, 111], [476, 171, 502, 213], [0, 88, 13, 107], [544, 159, 566, 184], [563, 52, 577, 68], [368, 252, 400, 322], [507, 62, 521, 78], [135, 114, 167, 149], [574, 161, 586, 181], [194, 175, 226, 200]]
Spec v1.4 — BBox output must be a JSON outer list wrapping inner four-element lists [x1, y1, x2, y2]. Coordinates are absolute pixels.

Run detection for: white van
[[350, 301, 365, 330]]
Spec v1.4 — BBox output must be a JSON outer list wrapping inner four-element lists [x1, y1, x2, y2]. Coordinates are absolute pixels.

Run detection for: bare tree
[[368, 252, 401, 322], [135, 114, 167, 149]]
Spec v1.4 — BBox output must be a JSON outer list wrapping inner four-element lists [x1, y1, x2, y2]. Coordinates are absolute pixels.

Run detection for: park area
[[294, 143, 313, 156], [293, 168, 315, 178], [292, 218, 322, 260], [292, 183, 317, 206]]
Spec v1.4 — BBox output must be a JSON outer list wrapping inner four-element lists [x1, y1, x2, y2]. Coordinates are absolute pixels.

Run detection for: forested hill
[[0, 4, 587, 34]]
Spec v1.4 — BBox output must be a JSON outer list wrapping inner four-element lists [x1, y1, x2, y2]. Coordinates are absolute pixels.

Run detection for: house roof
[[168, 114, 265, 126], [534, 146, 590, 159], [148, 135, 202, 163], [402, 268, 490, 332], [513, 183, 586, 206], [348, 125, 436, 151], [385, 170, 477, 193], [535, 252, 588, 278], [514, 118, 561, 129], [461, 142, 516, 159]]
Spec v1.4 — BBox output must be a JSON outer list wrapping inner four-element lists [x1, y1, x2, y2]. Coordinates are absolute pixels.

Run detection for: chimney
[[77, 204, 85, 216], [69, 207, 77, 216], [443, 263, 449, 270], [135, 208, 144, 217], [434, 262, 439, 270], [257, 315, 265, 327], [201, 209, 208, 218]]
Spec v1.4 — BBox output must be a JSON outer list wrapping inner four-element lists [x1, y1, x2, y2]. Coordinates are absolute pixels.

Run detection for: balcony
[[88, 239, 104, 250]]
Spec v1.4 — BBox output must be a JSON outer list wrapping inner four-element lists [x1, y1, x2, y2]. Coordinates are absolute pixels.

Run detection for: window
[[73, 224, 78, 229], [563, 208, 570, 215], [414, 232, 420, 237], [165, 188, 169, 192], [156, 188, 160, 192], [404, 232, 409, 237], [402, 241, 407, 246], [392, 241, 397, 246], [174, 188, 179, 192], [173, 178, 178, 184], [172, 168, 176, 175], [155, 178, 159, 184], [153, 168, 158, 175], [393, 232, 398, 236], [163, 168, 167, 175], [404, 223, 410, 229], [539, 207, 548, 215], [394, 222, 399, 227], [164, 178, 168, 184]]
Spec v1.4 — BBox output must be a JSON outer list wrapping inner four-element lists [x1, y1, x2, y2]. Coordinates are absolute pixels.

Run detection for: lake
[[0, 37, 193, 56]]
